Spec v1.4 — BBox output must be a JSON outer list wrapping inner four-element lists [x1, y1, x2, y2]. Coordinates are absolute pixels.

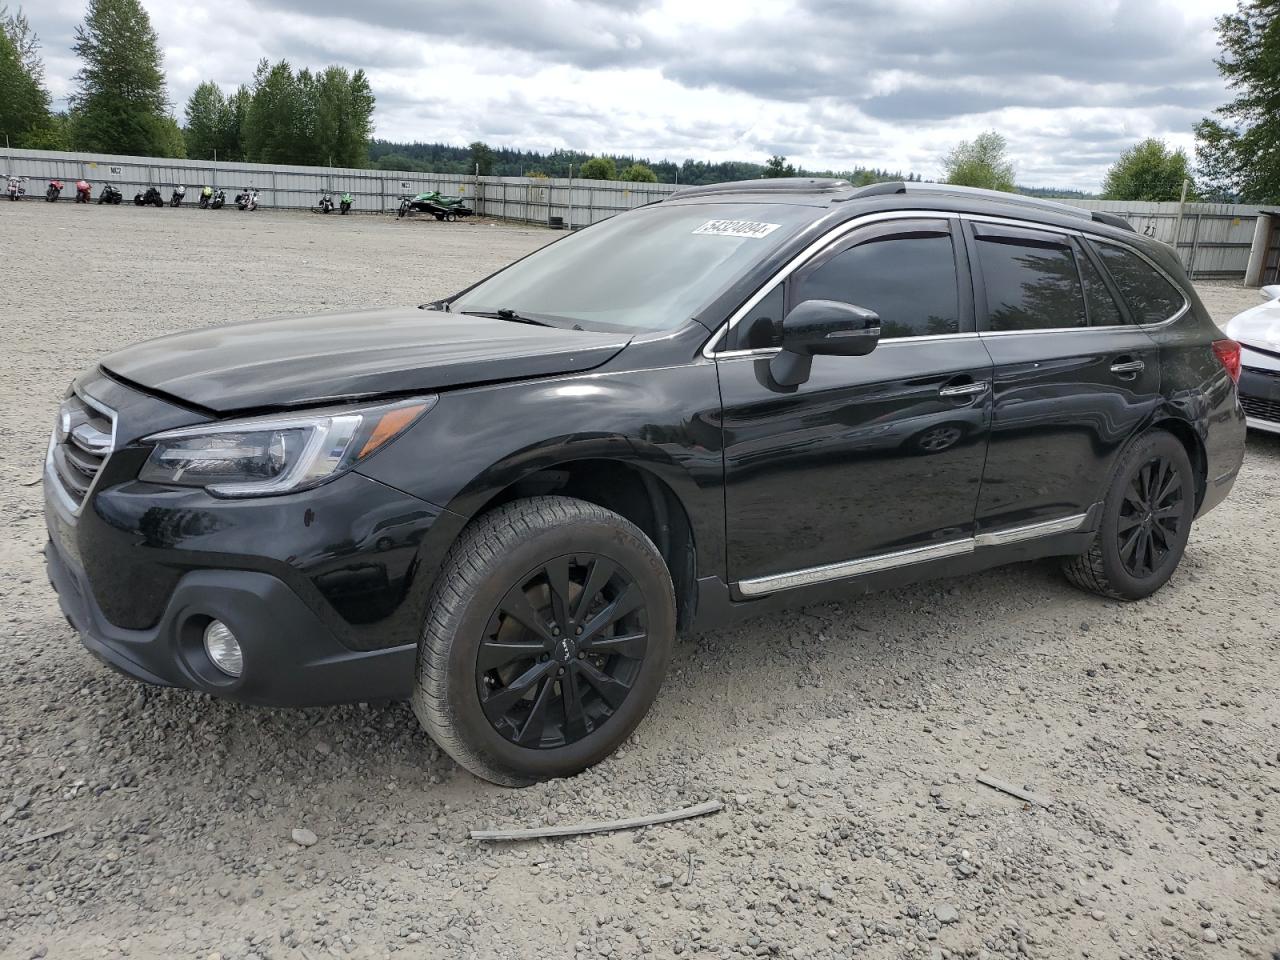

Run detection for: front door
[[964, 220, 1164, 536], [718, 218, 993, 594]]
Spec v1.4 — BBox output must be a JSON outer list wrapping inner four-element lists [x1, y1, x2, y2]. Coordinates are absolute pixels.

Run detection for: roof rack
[[671, 178, 852, 200], [845, 181, 1135, 232]]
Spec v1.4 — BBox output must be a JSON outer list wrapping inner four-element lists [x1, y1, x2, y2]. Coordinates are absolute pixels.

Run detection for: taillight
[[1212, 339, 1241, 383]]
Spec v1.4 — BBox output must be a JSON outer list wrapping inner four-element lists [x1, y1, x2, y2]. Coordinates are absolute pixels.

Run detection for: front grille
[[1241, 393, 1280, 425], [48, 393, 115, 511]]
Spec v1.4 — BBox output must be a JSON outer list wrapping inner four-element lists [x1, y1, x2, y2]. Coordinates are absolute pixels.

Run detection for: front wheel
[[412, 497, 676, 786], [1062, 429, 1195, 601]]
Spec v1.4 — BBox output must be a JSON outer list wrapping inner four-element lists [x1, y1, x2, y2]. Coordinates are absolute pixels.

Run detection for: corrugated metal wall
[[0, 148, 1261, 277]]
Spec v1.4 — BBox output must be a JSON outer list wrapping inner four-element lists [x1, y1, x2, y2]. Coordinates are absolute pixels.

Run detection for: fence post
[[1187, 214, 1203, 278]]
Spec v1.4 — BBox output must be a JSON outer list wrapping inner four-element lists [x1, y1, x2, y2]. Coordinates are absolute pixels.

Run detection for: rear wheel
[[412, 496, 676, 786], [1062, 429, 1195, 600]]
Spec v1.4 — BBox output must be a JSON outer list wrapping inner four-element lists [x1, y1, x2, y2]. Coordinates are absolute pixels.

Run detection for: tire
[[1062, 429, 1195, 601], [412, 496, 676, 786]]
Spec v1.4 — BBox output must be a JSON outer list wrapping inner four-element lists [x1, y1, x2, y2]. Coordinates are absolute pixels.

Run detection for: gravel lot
[[1, 201, 1277, 960]]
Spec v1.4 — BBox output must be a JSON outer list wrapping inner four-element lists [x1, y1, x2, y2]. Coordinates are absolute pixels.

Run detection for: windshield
[[450, 202, 815, 332]]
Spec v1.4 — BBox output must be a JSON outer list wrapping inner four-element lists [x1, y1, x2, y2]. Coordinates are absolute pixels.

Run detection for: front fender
[[356, 360, 727, 581]]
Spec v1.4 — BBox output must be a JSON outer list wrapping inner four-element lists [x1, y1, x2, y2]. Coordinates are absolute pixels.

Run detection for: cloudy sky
[[26, 0, 1234, 190]]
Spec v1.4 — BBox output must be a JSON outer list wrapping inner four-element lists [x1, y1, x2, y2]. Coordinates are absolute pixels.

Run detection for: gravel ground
[[0, 201, 1277, 960]]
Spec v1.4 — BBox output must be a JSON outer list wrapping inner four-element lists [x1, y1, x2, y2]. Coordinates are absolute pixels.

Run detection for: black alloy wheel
[[477, 554, 648, 750], [1062, 429, 1195, 600], [412, 496, 675, 786], [1116, 453, 1184, 579]]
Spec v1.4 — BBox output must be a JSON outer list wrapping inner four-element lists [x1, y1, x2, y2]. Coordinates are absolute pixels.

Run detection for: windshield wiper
[[461, 308, 557, 328]]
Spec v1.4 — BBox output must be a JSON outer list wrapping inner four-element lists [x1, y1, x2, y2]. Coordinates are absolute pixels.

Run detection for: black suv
[[44, 179, 1246, 785]]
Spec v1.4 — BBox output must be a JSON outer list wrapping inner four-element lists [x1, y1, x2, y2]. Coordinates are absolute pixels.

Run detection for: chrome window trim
[[702, 208, 1190, 360], [45, 388, 118, 518], [735, 511, 1089, 597]]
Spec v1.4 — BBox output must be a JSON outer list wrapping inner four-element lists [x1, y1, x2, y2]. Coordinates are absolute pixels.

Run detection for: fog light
[[203, 620, 243, 677]]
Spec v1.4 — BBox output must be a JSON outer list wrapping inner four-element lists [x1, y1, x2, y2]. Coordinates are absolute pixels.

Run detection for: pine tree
[[0, 5, 56, 147], [69, 0, 181, 156]]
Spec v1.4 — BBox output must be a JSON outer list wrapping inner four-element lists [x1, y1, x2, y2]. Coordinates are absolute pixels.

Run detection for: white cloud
[[24, 0, 1239, 190]]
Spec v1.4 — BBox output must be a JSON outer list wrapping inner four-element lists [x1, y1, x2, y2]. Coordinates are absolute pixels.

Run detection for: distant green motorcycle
[[396, 191, 473, 221], [340, 192, 353, 215]]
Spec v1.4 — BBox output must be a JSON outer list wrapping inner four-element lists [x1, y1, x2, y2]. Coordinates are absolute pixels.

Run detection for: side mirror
[[769, 300, 881, 387], [1261, 284, 1280, 303]]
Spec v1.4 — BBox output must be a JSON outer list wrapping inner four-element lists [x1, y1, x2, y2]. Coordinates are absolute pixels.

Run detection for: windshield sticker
[[692, 219, 781, 239]]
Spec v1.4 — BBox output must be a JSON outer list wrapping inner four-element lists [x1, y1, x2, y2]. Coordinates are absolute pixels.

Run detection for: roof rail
[[671, 178, 852, 200], [846, 181, 1135, 232]]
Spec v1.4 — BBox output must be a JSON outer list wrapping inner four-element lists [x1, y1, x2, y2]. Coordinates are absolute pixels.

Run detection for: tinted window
[[796, 232, 960, 338], [731, 284, 785, 350], [977, 238, 1087, 331], [1091, 242, 1186, 324], [1078, 246, 1126, 326]]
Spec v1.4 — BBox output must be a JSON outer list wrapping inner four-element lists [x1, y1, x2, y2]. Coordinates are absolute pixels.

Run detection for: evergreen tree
[[184, 81, 233, 160], [0, 5, 55, 148], [69, 0, 181, 156], [1194, 1, 1280, 203]]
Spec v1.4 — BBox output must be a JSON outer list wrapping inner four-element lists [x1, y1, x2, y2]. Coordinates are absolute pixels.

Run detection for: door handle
[[938, 381, 989, 398], [1110, 359, 1146, 375]]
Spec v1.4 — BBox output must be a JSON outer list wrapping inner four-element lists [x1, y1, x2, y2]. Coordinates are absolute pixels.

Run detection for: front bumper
[[1239, 365, 1280, 435], [45, 535, 418, 705], [42, 369, 468, 706]]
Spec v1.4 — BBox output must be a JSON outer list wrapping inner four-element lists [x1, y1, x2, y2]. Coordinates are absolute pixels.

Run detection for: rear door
[[965, 219, 1162, 536], [718, 217, 994, 594]]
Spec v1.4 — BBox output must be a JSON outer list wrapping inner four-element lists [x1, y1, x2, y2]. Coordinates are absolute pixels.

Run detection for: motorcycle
[[339, 192, 353, 215], [7, 175, 27, 200], [46, 179, 64, 202], [235, 187, 259, 211], [198, 185, 213, 209], [170, 185, 186, 208], [318, 192, 334, 214], [210, 188, 226, 210], [75, 180, 92, 203], [97, 183, 123, 204], [133, 187, 163, 207]]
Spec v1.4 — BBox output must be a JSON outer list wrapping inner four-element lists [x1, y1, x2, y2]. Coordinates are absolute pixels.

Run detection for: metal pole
[[568, 164, 573, 230], [1174, 178, 1189, 265], [1188, 213, 1203, 278]]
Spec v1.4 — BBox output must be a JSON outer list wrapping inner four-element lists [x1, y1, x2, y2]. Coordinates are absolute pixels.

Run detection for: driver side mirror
[[769, 299, 881, 387]]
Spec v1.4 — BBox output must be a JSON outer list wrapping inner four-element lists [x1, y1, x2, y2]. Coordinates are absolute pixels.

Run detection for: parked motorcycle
[[97, 183, 123, 204], [75, 180, 92, 203], [318, 192, 334, 214], [7, 175, 27, 200], [133, 187, 163, 207], [170, 185, 186, 208], [339, 192, 353, 215], [209, 188, 226, 210], [235, 187, 259, 211], [46, 179, 64, 202], [198, 185, 212, 209]]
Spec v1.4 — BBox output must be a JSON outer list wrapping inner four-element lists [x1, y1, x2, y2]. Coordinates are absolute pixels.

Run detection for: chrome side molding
[[736, 512, 1091, 598]]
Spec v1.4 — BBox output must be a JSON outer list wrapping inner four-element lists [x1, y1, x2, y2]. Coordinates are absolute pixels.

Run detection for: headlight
[[139, 397, 435, 497]]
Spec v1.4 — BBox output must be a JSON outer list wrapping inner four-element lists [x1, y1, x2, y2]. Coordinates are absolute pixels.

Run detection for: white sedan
[[1225, 285, 1280, 435]]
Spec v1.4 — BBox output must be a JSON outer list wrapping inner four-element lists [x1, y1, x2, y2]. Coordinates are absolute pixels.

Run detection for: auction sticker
[[692, 219, 781, 239]]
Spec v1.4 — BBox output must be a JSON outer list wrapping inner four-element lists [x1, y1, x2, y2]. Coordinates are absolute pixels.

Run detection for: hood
[[1225, 297, 1280, 360], [100, 307, 631, 413]]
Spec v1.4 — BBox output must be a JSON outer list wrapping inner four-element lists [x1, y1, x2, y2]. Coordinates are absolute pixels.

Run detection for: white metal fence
[[0, 147, 675, 228], [0, 148, 1262, 277]]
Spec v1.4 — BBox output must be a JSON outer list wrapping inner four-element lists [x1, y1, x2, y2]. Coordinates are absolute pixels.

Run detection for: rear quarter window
[[1090, 241, 1187, 324]]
